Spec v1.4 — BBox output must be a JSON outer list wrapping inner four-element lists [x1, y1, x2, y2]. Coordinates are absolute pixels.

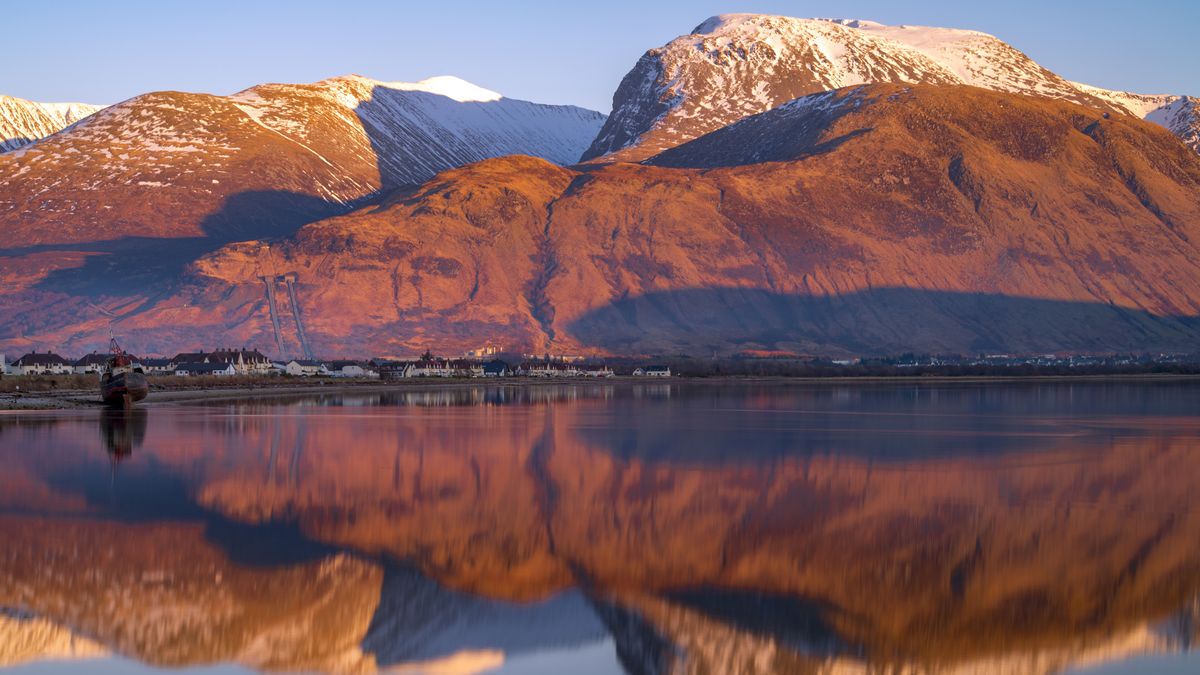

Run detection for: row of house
[[172, 359, 380, 378], [1, 348, 671, 379], [376, 358, 667, 379], [379, 359, 503, 380], [0, 348, 377, 379]]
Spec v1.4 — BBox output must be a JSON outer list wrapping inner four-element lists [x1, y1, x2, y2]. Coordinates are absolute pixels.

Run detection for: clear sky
[[2, 0, 1196, 113]]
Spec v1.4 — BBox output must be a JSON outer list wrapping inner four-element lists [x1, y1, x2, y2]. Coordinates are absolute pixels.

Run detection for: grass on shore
[[0, 374, 97, 392]]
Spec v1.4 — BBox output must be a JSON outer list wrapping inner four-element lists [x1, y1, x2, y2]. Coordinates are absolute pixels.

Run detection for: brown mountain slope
[[21, 83, 1198, 358], [0, 75, 603, 248]]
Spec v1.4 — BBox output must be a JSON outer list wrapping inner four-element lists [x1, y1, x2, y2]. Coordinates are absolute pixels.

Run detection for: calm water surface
[[2, 381, 1200, 674]]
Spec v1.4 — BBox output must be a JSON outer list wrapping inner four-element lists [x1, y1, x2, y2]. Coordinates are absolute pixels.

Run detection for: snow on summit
[[584, 14, 1199, 161], [387, 75, 503, 102], [0, 95, 105, 152]]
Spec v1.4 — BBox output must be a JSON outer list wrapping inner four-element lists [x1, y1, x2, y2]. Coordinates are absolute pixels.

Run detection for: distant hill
[[0, 95, 102, 152]]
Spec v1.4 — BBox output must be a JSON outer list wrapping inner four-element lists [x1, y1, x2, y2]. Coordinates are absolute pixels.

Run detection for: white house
[[379, 362, 415, 380], [175, 362, 237, 377], [139, 358, 176, 375], [11, 352, 74, 376], [172, 349, 272, 375], [581, 365, 615, 378], [633, 366, 671, 377], [285, 360, 329, 377], [408, 359, 480, 378], [326, 360, 379, 378], [74, 353, 110, 374], [519, 360, 580, 377]]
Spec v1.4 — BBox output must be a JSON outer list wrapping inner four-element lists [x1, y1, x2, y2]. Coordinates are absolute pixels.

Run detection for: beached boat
[[100, 338, 149, 407]]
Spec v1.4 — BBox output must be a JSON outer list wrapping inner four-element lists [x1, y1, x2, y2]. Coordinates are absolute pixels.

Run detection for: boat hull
[[101, 371, 149, 407]]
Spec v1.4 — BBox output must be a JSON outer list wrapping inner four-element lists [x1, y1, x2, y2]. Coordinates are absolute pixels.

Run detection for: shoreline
[[4, 372, 1200, 411]]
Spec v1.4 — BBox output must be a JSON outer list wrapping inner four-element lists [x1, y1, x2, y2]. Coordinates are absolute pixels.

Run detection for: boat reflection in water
[[98, 407, 148, 462], [2, 381, 1200, 674]]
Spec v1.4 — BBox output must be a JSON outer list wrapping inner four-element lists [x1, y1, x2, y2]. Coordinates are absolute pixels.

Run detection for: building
[[139, 358, 176, 375], [482, 359, 510, 377], [172, 349, 272, 375], [326, 360, 379, 378], [378, 358, 485, 378], [209, 349, 273, 375], [518, 360, 580, 377], [73, 352, 111, 374], [409, 359, 481, 378], [581, 364, 615, 378], [11, 352, 74, 376], [378, 361, 415, 380], [465, 344, 502, 359], [285, 360, 329, 377], [633, 366, 672, 377], [175, 362, 237, 377]]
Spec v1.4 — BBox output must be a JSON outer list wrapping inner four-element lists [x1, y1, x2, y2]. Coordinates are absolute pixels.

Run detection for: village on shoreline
[[3, 343, 1200, 383], [0, 346, 673, 380]]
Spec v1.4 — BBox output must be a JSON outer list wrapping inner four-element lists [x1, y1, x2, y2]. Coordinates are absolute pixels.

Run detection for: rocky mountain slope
[[0, 75, 604, 350], [20, 83, 1198, 358], [0, 95, 103, 152], [1, 21, 1198, 358], [0, 74, 603, 248], [583, 15, 1199, 161]]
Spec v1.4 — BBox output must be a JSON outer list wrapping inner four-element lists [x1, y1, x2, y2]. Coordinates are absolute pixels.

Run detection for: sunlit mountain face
[[3, 17, 1200, 360], [3, 381, 1200, 674]]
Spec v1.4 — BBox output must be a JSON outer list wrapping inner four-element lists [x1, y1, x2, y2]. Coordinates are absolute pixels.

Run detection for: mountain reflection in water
[[2, 381, 1200, 674]]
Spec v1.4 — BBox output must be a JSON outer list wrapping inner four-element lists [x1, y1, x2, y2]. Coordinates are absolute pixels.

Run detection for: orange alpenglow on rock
[[0, 16, 1198, 359]]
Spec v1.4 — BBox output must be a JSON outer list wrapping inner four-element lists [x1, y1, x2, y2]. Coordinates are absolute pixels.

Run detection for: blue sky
[[2, 0, 1196, 112]]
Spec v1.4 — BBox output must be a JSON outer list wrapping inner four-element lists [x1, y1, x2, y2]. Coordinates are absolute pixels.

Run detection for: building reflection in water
[[1, 380, 1200, 674]]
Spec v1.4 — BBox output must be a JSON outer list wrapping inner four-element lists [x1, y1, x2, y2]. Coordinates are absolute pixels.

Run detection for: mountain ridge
[[0, 95, 104, 152], [10, 83, 1198, 357], [583, 14, 1200, 161]]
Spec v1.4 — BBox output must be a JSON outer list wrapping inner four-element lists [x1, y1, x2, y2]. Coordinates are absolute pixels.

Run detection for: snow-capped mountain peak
[[583, 14, 1199, 161], [0, 73, 606, 250], [389, 75, 504, 103], [0, 95, 105, 152]]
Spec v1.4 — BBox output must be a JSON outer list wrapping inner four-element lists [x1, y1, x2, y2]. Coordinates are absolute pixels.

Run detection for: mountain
[[13, 83, 1198, 358], [583, 15, 1199, 161], [0, 74, 604, 248], [0, 75, 604, 350], [0, 95, 103, 152], [1071, 81, 1200, 154]]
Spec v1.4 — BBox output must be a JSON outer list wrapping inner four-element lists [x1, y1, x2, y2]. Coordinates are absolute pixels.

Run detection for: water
[[2, 380, 1200, 674]]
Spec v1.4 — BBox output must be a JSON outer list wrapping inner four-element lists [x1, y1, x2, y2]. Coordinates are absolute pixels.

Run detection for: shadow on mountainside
[[353, 85, 509, 190], [565, 286, 1200, 356], [352, 84, 601, 188], [0, 189, 370, 299], [0, 136, 36, 152]]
